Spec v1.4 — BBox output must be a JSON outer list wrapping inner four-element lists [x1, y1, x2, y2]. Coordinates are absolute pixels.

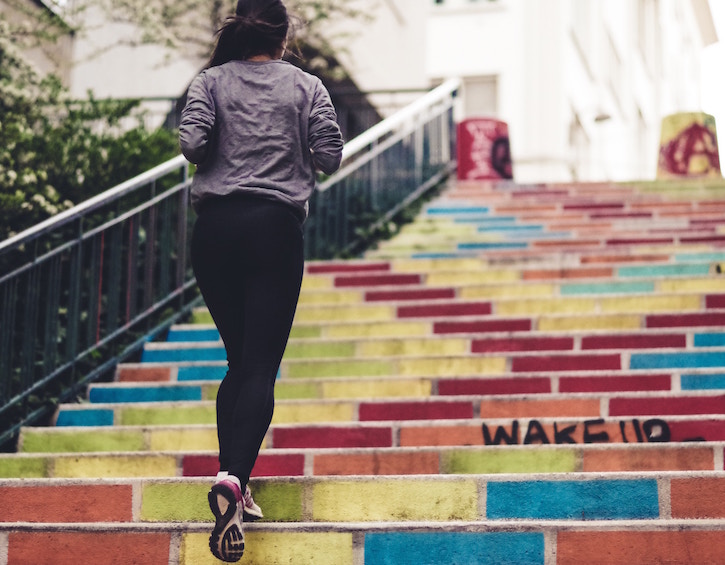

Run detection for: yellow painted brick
[[53, 455, 178, 478], [634, 244, 712, 254], [393, 258, 486, 272], [658, 279, 725, 293], [301, 276, 333, 290], [149, 428, 218, 452], [294, 305, 394, 323], [398, 357, 506, 377], [538, 314, 642, 331], [599, 294, 701, 313], [272, 402, 356, 424], [312, 479, 479, 521], [321, 379, 432, 399], [298, 290, 363, 305], [358, 339, 469, 357], [180, 532, 354, 565], [326, 321, 431, 338], [426, 270, 519, 286], [460, 283, 555, 300], [497, 298, 598, 316]]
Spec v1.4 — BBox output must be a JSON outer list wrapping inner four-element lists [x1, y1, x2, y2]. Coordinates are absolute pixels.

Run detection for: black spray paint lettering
[[481, 418, 674, 445]]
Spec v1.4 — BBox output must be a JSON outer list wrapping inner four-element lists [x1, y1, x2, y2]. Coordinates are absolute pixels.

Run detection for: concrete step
[[17, 415, 725, 453], [5, 519, 725, 565], [2, 442, 724, 479]]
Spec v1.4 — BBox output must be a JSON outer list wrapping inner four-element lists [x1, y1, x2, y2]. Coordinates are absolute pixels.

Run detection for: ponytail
[[207, 0, 290, 68]]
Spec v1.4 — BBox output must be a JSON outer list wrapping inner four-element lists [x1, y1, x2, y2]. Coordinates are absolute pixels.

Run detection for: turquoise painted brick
[[455, 216, 516, 224], [177, 366, 227, 381], [458, 242, 528, 250], [681, 373, 725, 390], [694, 333, 725, 347], [561, 281, 655, 296], [675, 252, 725, 262], [412, 252, 477, 259], [617, 264, 711, 278], [167, 328, 220, 342], [364, 532, 545, 565], [630, 351, 725, 369], [141, 347, 226, 362], [88, 385, 202, 404], [486, 479, 660, 520], [426, 206, 489, 215], [55, 409, 114, 426]]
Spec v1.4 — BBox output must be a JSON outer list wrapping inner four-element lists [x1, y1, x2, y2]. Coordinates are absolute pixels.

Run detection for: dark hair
[[207, 0, 290, 68]]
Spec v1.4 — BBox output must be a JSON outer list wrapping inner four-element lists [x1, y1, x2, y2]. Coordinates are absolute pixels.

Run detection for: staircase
[[3, 177, 725, 564]]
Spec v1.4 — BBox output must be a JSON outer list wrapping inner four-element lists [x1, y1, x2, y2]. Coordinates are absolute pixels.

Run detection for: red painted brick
[[559, 374, 671, 393], [580, 254, 669, 264], [668, 419, 725, 442], [558, 531, 725, 565], [438, 377, 551, 396], [434, 319, 531, 334], [609, 395, 725, 417], [334, 274, 420, 287], [117, 366, 172, 382], [563, 202, 625, 210], [8, 531, 171, 565], [646, 312, 725, 328], [313, 451, 439, 476], [682, 235, 725, 244], [605, 237, 673, 245], [271, 425, 393, 449], [359, 401, 474, 421], [398, 302, 492, 318], [706, 295, 725, 309], [511, 354, 621, 373], [590, 212, 652, 219], [472, 336, 573, 353], [671, 477, 725, 518], [0, 485, 133, 522], [182, 453, 305, 477], [522, 267, 613, 280], [399, 424, 483, 446], [581, 333, 686, 350], [365, 288, 455, 302], [307, 262, 390, 274]]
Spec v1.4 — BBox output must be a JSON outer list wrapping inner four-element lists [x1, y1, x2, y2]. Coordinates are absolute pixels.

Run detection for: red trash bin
[[457, 118, 513, 181]]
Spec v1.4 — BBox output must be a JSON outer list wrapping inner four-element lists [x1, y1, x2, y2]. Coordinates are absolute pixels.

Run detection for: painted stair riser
[[19, 415, 725, 456], [1, 474, 724, 523], [52, 391, 725, 428], [6, 524, 725, 565], [2, 443, 724, 479]]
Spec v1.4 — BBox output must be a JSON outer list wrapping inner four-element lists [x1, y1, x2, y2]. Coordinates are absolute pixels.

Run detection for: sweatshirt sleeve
[[308, 81, 344, 175], [179, 73, 216, 165]]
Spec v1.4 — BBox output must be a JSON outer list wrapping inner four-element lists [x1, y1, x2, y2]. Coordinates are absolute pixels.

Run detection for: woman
[[179, 0, 343, 560]]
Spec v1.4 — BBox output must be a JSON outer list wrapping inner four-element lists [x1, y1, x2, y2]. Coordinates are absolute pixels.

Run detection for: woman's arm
[[308, 81, 344, 175], [179, 74, 216, 165]]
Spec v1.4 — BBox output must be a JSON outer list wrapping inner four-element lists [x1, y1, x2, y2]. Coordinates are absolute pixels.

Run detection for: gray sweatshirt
[[179, 59, 344, 219]]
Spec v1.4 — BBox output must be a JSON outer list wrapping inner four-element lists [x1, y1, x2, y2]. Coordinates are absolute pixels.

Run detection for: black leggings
[[190, 194, 304, 486]]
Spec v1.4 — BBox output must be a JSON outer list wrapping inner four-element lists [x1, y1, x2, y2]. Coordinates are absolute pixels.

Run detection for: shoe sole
[[208, 483, 244, 562]]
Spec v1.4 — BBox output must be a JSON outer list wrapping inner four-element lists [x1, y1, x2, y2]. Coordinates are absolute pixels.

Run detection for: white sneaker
[[242, 485, 263, 521], [208, 480, 244, 562]]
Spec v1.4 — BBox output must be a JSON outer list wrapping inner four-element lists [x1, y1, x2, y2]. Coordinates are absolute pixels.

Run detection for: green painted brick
[[560, 281, 655, 296], [0, 456, 48, 478], [191, 310, 213, 324], [202, 385, 219, 401], [19, 429, 146, 453], [141, 482, 211, 522], [275, 382, 321, 400], [441, 449, 579, 474], [120, 405, 216, 426], [312, 479, 479, 522], [289, 326, 322, 339], [249, 480, 304, 522], [285, 342, 356, 359], [287, 360, 394, 379]]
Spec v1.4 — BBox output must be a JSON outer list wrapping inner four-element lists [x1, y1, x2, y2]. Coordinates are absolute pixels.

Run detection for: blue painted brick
[[561, 281, 655, 296], [166, 328, 220, 342], [681, 374, 725, 390], [364, 532, 544, 565], [476, 225, 544, 233], [141, 347, 226, 362], [426, 206, 489, 215], [455, 216, 516, 224], [630, 352, 725, 370], [458, 242, 528, 250], [177, 365, 227, 381], [618, 264, 711, 278], [55, 409, 114, 427], [487, 479, 659, 520], [694, 333, 725, 348], [88, 385, 202, 403]]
